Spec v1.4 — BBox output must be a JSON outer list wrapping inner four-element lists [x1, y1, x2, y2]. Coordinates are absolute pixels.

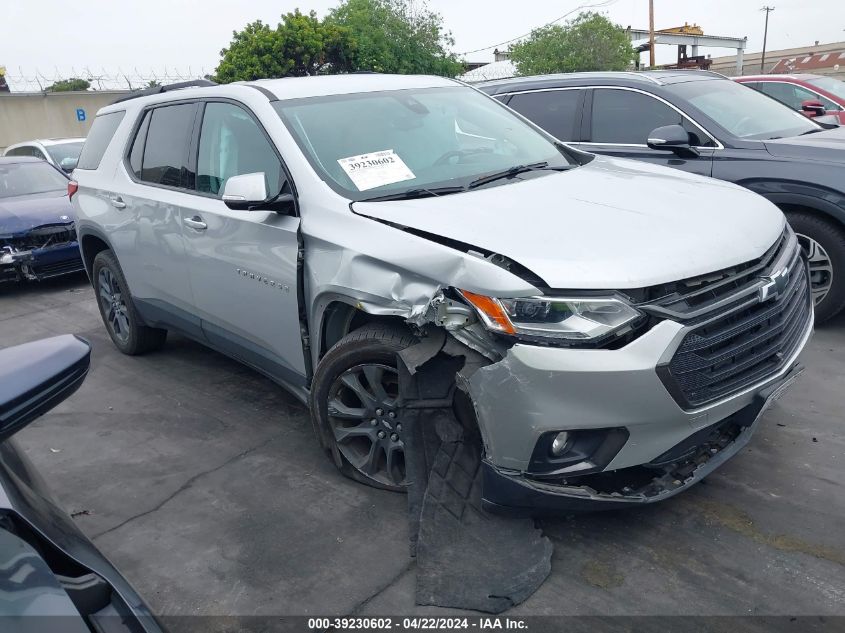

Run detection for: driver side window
[[197, 102, 283, 197]]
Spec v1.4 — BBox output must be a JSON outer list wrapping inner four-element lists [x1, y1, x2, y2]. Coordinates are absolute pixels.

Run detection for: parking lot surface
[[2, 273, 843, 621]]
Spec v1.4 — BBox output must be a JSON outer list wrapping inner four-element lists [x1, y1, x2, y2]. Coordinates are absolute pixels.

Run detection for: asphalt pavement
[[1, 272, 843, 622]]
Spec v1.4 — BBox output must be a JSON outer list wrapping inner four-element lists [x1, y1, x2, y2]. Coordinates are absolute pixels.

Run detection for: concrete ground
[[2, 273, 843, 620]]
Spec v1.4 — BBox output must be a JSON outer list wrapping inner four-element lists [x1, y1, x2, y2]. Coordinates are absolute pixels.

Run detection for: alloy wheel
[[326, 363, 406, 487], [796, 232, 834, 306], [98, 267, 131, 343]]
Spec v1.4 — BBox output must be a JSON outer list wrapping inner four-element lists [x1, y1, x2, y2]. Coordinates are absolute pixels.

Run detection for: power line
[[456, 0, 622, 56]]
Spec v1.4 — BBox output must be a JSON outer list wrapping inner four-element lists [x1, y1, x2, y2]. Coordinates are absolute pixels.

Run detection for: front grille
[[658, 233, 811, 409], [642, 229, 789, 321], [31, 257, 85, 279]]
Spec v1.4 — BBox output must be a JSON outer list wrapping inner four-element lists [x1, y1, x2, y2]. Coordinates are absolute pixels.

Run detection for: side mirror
[[0, 335, 90, 443], [801, 99, 826, 117], [647, 124, 699, 157], [60, 157, 78, 172], [222, 173, 269, 210]]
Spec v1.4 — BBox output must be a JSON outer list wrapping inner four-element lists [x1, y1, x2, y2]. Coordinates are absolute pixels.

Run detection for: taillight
[[67, 180, 78, 200]]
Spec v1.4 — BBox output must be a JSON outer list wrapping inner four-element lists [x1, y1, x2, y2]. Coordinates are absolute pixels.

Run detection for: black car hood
[[764, 127, 845, 164], [0, 190, 74, 237]]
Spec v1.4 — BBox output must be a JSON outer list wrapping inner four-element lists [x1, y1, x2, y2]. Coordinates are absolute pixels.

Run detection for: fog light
[[550, 431, 570, 456]]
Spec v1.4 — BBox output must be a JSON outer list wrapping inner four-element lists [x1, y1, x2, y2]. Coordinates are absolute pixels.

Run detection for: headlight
[[459, 290, 642, 342]]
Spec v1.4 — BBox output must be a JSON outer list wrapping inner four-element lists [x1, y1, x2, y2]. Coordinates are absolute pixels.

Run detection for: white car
[[70, 75, 812, 513], [4, 137, 86, 173]]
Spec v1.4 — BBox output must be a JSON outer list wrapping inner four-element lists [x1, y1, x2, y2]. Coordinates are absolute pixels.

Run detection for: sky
[[3, 0, 844, 89]]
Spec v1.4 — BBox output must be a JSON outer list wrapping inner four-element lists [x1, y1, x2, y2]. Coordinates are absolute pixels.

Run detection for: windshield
[[806, 76, 845, 103], [273, 86, 576, 201], [45, 141, 84, 165], [668, 79, 819, 140], [0, 161, 68, 198]]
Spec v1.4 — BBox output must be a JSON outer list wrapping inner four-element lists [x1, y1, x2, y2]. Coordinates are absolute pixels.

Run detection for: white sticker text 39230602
[[337, 149, 416, 191]]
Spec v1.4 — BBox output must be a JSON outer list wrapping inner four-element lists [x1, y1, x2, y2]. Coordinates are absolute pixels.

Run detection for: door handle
[[183, 216, 207, 230], [110, 195, 126, 209]]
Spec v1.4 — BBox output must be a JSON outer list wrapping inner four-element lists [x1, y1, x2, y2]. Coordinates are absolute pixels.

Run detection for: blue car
[[0, 156, 84, 283]]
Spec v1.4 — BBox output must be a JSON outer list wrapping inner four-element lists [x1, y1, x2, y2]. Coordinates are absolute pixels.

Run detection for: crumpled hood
[[0, 191, 74, 237], [764, 126, 845, 164], [354, 155, 785, 289]]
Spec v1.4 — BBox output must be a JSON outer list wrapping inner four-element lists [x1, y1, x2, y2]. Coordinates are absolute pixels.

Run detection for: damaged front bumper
[[0, 241, 84, 283], [481, 362, 803, 514], [465, 312, 812, 514]]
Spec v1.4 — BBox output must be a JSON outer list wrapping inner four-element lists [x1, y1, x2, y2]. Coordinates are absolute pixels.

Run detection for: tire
[[310, 323, 417, 492], [92, 250, 167, 355], [785, 211, 845, 323]]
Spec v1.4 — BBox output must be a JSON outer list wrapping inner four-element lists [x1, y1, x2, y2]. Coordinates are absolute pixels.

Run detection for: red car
[[735, 74, 845, 124]]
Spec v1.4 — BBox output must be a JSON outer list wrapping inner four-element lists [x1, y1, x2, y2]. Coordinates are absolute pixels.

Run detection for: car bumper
[[0, 242, 84, 282], [467, 310, 813, 514]]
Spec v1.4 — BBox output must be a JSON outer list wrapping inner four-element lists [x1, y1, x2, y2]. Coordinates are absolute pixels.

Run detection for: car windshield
[[45, 141, 84, 165], [273, 86, 577, 201], [0, 161, 68, 198], [668, 79, 820, 140], [806, 76, 845, 102]]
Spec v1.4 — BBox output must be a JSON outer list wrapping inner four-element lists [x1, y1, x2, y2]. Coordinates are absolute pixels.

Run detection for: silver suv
[[71, 75, 812, 512]]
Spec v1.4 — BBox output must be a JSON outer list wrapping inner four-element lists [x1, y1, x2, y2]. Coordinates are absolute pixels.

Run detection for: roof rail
[[111, 79, 217, 105]]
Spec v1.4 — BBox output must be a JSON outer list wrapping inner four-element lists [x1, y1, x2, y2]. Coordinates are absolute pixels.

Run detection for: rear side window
[[507, 90, 582, 141], [77, 111, 125, 170], [140, 103, 196, 188], [128, 111, 151, 178]]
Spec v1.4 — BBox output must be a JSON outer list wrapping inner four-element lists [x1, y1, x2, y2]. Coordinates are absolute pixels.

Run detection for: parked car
[[0, 335, 164, 632], [735, 74, 845, 124], [71, 76, 811, 514], [480, 70, 845, 322], [4, 138, 86, 173], [0, 157, 85, 284]]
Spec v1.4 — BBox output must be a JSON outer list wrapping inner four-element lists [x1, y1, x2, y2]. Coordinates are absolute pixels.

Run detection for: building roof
[[771, 51, 845, 74]]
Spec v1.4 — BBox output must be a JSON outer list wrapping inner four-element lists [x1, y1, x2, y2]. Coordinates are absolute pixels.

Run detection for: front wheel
[[92, 250, 167, 355], [310, 324, 417, 492], [786, 211, 845, 323]]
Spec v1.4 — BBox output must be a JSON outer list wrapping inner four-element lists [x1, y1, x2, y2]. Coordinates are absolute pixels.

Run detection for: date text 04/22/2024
[[306, 617, 528, 630]]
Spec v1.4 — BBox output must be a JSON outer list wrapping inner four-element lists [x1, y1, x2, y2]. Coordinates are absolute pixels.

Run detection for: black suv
[[480, 71, 845, 322]]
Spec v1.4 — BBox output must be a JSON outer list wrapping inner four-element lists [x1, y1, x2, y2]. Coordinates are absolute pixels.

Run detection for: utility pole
[[760, 6, 775, 73], [649, 0, 656, 68]]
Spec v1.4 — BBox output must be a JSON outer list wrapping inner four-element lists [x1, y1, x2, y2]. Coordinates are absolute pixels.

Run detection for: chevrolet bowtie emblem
[[758, 267, 790, 303]]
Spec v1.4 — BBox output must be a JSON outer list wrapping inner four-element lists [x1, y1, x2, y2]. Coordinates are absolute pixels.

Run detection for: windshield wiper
[[360, 186, 466, 202], [799, 128, 824, 136], [467, 162, 571, 189]]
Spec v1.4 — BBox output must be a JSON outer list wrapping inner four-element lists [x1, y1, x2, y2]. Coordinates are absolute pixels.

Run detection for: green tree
[[327, 0, 462, 76], [510, 12, 635, 76], [215, 10, 354, 82], [46, 77, 90, 92]]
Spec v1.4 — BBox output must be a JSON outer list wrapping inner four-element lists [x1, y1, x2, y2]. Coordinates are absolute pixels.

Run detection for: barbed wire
[[3, 67, 213, 92]]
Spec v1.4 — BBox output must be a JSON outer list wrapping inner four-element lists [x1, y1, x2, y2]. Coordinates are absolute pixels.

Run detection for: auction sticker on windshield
[[338, 150, 416, 191]]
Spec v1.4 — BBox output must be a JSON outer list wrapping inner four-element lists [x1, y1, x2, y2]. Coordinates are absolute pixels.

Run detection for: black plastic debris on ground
[[398, 334, 552, 614]]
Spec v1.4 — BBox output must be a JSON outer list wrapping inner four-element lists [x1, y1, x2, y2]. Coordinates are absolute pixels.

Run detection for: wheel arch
[[78, 228, 114, 281], [316, 298, 411, 362], [742, 183, 845, 228]]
